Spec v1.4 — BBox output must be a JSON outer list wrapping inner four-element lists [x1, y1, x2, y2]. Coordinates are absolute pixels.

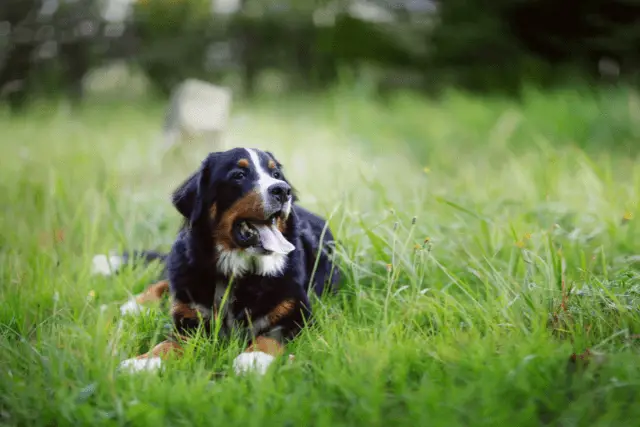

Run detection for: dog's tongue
[[254, 224, 295, 254]]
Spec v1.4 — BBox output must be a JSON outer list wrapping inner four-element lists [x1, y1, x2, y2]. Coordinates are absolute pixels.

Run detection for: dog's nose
[[268, 182, 291, 205]]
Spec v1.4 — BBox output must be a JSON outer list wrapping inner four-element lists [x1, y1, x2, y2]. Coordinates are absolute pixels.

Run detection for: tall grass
[[1, 87, 640, 426]]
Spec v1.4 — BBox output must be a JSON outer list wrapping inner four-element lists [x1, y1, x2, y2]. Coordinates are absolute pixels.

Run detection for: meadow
[[1, 86, 640, 426]]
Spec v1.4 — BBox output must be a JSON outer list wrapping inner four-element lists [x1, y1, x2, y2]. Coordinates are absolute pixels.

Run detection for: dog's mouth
[[232, 212, 294, 255]]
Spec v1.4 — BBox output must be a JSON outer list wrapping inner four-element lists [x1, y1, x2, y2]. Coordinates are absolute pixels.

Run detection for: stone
[[163, 79, 232, 151]]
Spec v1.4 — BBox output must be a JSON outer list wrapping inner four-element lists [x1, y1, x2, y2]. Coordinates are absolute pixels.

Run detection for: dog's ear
[[266, 151, 299, 202], [172, 154, 217, 225], [171, 172, 198, 220]]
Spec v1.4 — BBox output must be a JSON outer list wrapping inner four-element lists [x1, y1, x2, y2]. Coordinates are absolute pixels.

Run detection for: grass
[[1, 86, 640, 426]]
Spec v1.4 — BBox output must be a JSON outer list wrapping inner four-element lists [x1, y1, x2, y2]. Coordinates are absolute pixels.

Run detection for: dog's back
[[294, 205, 341, 297]]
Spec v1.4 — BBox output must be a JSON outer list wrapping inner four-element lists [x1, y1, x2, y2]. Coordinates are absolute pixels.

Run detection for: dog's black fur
[[118, 148, 340, 349]]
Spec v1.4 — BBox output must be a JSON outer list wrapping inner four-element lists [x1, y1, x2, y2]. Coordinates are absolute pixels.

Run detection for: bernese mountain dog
[[93, 148, 341, 375]]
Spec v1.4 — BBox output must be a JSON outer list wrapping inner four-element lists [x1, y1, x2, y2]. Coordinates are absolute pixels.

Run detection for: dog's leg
[[118, 299, 199, 373], [232, 299, 302, 376], [232, 336, 285, 376], [118, 339, 184, 373], [120, 280, 170, 315]]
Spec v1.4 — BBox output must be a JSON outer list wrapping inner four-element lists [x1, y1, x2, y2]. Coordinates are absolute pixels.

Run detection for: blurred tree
[[2, 0, 638, 105], [0, 0, 39, 110], [428, 0, 538, 94], [227, 0, 338, 96], [131, 0, 215, 95], [50, 0, 103, 102], [508, 0, 640, 79], [431, 0, 640, 92], [0, 0, 103, 110]]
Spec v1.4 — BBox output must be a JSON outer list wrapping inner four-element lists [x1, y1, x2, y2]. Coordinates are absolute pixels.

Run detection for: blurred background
[[1, 0, 639, 110]]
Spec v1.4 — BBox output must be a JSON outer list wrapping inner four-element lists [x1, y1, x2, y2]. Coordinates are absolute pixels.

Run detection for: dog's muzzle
[[263, 182, 291, 219], [233, 213, 294, 255]]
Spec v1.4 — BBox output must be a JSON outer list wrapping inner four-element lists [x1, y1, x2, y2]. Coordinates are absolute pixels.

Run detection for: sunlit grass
[[1, 87, 640, 426]]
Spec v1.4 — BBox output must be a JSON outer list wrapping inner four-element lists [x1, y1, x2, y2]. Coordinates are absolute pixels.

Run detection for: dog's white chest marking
[[247, 148, 283, 200], [216, 244, 288, 277]]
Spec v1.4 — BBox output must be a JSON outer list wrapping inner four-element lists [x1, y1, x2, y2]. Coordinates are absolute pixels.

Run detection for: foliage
[[130, 0, 215, 95], [2, 0, 640, 107], [432, 0, 640, 92], [0, 0, 104, 108]]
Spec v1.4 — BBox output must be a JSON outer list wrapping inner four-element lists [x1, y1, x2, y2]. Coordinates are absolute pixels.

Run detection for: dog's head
[[171, 148, 297, 277]]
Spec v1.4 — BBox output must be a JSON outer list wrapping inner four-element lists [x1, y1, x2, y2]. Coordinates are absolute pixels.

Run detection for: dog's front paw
[[118, 357, 163, 374], [232, 351, 275, 376]]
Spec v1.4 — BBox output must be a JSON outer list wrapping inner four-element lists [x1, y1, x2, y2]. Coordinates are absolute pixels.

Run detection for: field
[[1, 87, 640, 426]]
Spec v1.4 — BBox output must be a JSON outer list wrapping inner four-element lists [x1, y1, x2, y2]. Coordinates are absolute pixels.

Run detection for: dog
[[93, 148, 341, 375]]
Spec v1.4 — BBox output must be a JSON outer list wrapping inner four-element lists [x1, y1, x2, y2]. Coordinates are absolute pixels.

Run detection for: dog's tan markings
[[268, 159, 276, 169], [173, 333, 191, 342], [171, 301, 199, 319], [276, 216, 287, 234], [134, 280, 170, 304], [215, 190, 264, 250], [238, 158, 250, 168], [245, 336, 284, 356], [209, 203, 217, 220], [267, 299, 296, 325], [136, 340, 183, 360]]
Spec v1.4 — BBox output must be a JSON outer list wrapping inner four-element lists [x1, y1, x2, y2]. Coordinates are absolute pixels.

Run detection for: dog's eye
[[272, 170, 282, 179], [230, 170, 246, 180]]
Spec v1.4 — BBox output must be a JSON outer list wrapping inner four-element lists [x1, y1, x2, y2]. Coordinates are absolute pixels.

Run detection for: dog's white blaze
[[246, 148, 292, 215], [118, 357, 163, 373], [216, 244, 287, 277], [246, 148, 282, 197], [232, 351, 275, 375]]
